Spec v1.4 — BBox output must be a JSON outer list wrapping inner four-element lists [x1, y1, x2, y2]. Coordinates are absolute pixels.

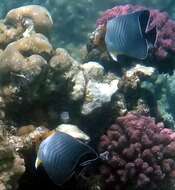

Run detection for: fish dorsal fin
[[138, 10, 150, 37], [138, 10, 157, 48], [145, 26, 157, 47]]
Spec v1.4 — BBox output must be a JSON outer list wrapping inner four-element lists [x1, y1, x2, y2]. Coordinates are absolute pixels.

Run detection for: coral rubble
[[98, 113, 175, 190], [0, 128, 25, 190]]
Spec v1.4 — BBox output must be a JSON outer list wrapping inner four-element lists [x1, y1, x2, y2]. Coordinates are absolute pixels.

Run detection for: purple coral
[[96, 4, 175, 60], [98, 113, 175, 190]]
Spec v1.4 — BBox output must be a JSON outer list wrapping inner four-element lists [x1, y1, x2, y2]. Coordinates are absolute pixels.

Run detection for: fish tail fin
[[145, 26, 157, 46]]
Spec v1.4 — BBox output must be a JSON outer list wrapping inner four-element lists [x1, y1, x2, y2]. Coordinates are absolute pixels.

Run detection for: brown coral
[[5, 5, 53, 34], [0, 32, 53, 104], [0, 5, 53, 49], [0, 22, 23, 48], [8, 33, 53, 58], [49, 48, 78, 73], [8, 126, 50, 154]]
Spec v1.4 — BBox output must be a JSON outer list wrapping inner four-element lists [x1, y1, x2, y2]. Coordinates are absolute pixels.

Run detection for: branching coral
[[98, 113, 175, 190]]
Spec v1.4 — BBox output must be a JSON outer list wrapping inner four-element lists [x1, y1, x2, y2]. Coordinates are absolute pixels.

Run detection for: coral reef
[[55, 124, 90, 142], [98, 113, 175, 190], [116, 64, 155, 116], [0, 0, 174, 58], [80, 62, 119, 115], [87, 4, 175, 62], [8, 126, 50, 154], [0, 4, 121, 127], [0, 8, 122, 190], [0, 2, 175, 190], [48, 50, 120, 116]]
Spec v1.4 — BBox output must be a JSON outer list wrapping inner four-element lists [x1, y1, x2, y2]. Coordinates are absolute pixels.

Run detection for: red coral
[[98, 113, 175, 190], [96, 4, 175, 60]]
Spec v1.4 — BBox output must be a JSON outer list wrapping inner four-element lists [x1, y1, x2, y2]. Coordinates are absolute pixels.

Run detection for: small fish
[[35, 132, 98, 186], [10, 72, 34, 88], [105, 10, 157, 62], [60, 111, 70, 123]]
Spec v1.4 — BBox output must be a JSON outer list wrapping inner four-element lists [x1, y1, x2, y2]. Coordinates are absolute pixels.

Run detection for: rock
[[56, 124, 90, 142], [81, 61, 104, 81], [48, 48, 84, 97], [70, 69, 86, 101], [82, 79, 119, 115], [118, 64, 155, 92], [125, 64, 155, 78], [0, 130, 25, 190]]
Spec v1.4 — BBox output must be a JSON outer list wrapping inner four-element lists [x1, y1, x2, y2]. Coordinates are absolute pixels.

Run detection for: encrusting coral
[[98, 113, 175, 190], [118, 64, 155, 92]]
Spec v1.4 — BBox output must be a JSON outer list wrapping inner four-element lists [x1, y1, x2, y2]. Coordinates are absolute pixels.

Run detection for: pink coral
[[98, 113, 175, 190], [96, 4, 175, 60]]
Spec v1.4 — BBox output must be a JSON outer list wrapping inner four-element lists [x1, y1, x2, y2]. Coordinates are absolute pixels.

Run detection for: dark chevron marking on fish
[[35, 132, 98, 186]]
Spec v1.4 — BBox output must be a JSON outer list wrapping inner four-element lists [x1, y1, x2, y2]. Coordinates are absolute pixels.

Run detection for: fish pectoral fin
[[109, 51, 119, 62], [35, 157, 43, 169], [138, 10, 150, 36], [145, 26, 157, 46]]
